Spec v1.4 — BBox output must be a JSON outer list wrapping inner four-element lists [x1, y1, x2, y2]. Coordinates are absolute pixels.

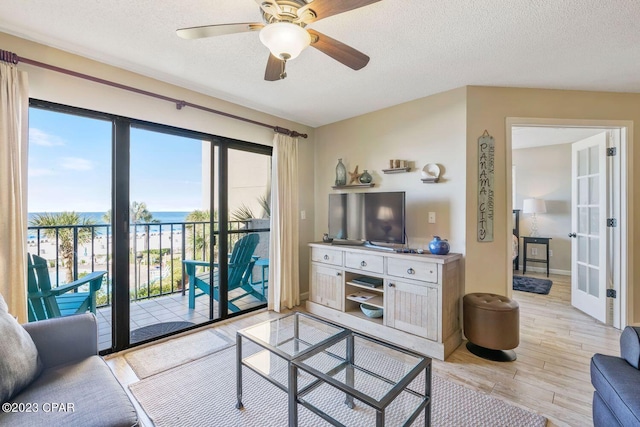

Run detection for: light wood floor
[[107, 271, 619, 427]]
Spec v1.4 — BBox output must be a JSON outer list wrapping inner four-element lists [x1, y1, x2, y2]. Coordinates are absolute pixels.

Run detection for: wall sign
[[477, 130, 494, 242]]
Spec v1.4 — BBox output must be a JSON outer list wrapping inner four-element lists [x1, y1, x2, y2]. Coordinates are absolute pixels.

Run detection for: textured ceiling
[[1, 0, 639, 127]]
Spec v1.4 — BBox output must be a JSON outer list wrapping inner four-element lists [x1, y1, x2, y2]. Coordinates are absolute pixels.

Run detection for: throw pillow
[[620, 326, 640, 369], [0, 293, 43, 403]]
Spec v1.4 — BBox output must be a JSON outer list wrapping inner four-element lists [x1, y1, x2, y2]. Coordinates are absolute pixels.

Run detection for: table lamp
[[523, 198, 546, 237]]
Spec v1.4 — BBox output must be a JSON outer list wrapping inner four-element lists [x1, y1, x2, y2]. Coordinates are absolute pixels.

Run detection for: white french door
[[570, 133, 608, 323]]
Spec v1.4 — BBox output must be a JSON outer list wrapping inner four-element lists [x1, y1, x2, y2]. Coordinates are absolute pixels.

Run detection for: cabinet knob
[[388, 283, 395, 288], [360, 261, 367, 267], [336, 272, 342, 276], [323, 254, 329, 260], [407, 267, 415, 275]]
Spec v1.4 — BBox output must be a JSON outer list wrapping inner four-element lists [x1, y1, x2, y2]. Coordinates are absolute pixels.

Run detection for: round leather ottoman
[[463, 293, 519, 361]]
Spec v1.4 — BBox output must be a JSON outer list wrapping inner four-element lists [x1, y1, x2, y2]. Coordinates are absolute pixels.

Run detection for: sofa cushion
[[593, 390, 623, 427], [0, 293, 42, 403], [620, 326, 640, 369], [0, 356, 138, 427], [591, 353, 640, 426]]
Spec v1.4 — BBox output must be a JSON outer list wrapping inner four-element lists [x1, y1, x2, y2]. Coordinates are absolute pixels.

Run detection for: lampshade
[[522, 198, 546, 214], [377, 206, 394, 221], [259, 22, 311, 61]]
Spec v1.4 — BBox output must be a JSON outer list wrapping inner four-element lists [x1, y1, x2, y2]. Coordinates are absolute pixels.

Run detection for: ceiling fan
[[176, 0, 382, 81]]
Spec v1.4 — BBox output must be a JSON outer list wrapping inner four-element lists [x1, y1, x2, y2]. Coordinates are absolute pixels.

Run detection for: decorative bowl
[[360, 304, 383, 318], [421, 163, 441, 180]]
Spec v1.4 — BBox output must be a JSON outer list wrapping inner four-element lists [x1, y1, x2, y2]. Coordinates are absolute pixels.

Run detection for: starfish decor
[[348, 166, 361, 184]]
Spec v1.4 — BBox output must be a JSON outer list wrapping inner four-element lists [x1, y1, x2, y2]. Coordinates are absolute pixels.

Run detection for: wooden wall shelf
[[382, 167, 411, 174], [331, 183, 375, 189]]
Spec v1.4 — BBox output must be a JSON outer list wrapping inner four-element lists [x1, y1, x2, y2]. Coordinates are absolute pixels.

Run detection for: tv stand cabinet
[[307, 243, 463, 360]]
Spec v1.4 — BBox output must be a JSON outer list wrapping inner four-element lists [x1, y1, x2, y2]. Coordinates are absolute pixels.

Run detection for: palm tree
[[102, 202, 156, 227], [131, 201, 154, 225], [230, 189, 271, 222], [29, 212, 96, 283]]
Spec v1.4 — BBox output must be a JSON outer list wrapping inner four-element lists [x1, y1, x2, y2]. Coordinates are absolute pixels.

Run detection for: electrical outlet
[[428, 212, 436, 224], [531, 248, 538, 256], [549, 250, 553, 257], [300, 210, 306, 220]]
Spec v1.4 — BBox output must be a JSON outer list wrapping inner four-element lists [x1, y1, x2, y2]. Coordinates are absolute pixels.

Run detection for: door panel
[[571, 133, 607, 322], [27, 106, 113, 351], [129, 126, 215, 344]]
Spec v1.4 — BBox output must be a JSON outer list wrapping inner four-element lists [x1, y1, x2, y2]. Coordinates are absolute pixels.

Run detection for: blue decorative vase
[[359, 169, 372, 184], [428, 236, 450, 255]]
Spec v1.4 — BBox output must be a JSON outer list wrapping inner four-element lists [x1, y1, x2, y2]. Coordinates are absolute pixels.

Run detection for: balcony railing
[[27, 219, 270, 307]]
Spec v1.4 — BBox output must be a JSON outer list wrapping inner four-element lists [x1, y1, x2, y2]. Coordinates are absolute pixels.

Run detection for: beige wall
[[0, 32, 316, 294], [315, 85, 638, 325], [467, 86, 637, 324], [314, 87, 468, 258], [513, 143, 573, 273]]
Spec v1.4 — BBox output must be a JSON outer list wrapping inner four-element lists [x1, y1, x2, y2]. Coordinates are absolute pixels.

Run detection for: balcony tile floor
[[96, 285, 266, 350]]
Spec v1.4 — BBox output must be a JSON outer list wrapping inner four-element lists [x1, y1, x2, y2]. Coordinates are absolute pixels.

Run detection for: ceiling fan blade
[[308, 30, 369, 70], [300, 0, 382, 23], [265, 54, 284, 81], [176, 23, 263, 40]]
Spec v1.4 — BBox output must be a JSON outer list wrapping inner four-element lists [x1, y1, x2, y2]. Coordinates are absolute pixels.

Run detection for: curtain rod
[[0, 48, 308, 139]]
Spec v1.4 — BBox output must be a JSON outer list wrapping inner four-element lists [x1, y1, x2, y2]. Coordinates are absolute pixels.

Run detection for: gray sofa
[[0, 314, 138, 427], [590, 326, 640, 426]]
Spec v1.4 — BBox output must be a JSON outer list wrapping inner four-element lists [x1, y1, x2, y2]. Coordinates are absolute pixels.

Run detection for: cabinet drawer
[[345, 252, 384, 274], [311, 247, 343, 266], [387, 258, 438, 283]]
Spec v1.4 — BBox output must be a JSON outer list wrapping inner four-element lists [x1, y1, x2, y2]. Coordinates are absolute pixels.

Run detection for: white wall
[[314, 88, 467, 250], [513, 143, 574, 273]]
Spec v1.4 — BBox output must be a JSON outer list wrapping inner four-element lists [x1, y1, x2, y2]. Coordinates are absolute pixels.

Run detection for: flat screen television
[[328, 192, 406, 244]]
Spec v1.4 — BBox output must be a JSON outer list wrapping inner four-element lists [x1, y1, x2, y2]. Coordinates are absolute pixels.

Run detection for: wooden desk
[[522, 236, 552, 277]]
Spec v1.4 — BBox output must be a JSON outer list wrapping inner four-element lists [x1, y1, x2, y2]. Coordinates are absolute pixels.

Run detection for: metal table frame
[[235, 313, 349, 417], [292, 332, 431, 426], [236, 312, 432, 426]]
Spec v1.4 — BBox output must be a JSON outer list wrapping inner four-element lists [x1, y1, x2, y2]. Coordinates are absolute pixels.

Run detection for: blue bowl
[[360, 304, 383, 318]]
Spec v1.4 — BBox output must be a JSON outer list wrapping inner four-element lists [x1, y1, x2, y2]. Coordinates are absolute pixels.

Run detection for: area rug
[[130, 321, 196, 344], [125, 329, 233, 379], [130, 346, 546, 427], [513, 276, 553, 295]]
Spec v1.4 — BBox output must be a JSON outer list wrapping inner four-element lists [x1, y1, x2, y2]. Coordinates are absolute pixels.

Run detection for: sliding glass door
[[226, 147, 272, 315], [127, 125, 217, 344], [27, 104, 113, 351], [27, 100, 271, 353]]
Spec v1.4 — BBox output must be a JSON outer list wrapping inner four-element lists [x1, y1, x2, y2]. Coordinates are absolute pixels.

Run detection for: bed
[[513, 209, 520, 270]]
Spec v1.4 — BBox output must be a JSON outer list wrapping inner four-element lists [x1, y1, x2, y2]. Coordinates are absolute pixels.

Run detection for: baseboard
[[517, 265, 570, 276], [300, 291, 309, 302]]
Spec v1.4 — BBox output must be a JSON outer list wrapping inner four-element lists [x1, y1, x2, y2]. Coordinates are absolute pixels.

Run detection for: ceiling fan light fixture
[[259, 22, 311, 60]]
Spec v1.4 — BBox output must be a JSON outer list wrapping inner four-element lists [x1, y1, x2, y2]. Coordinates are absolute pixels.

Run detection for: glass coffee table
[[236, 312, 350, 424], [236, 312, 432, 426]]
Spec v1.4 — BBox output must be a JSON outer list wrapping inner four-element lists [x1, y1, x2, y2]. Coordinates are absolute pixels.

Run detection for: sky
[[28, 108, 204, 213]]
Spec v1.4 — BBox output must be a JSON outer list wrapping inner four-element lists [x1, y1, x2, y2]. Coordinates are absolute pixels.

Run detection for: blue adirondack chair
[[183, 233, 263, 312], [27, 253, 107, 321]]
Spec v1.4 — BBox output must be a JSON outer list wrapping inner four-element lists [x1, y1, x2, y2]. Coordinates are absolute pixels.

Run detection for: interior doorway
[[506, 118, 629, 329]]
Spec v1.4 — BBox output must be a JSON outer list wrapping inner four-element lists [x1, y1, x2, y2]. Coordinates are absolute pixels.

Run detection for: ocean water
[[27, 211, 191, 238]]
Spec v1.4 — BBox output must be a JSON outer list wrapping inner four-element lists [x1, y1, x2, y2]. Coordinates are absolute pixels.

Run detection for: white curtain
[[268, 133, 299, 311], [0, 62, 29, 322]]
